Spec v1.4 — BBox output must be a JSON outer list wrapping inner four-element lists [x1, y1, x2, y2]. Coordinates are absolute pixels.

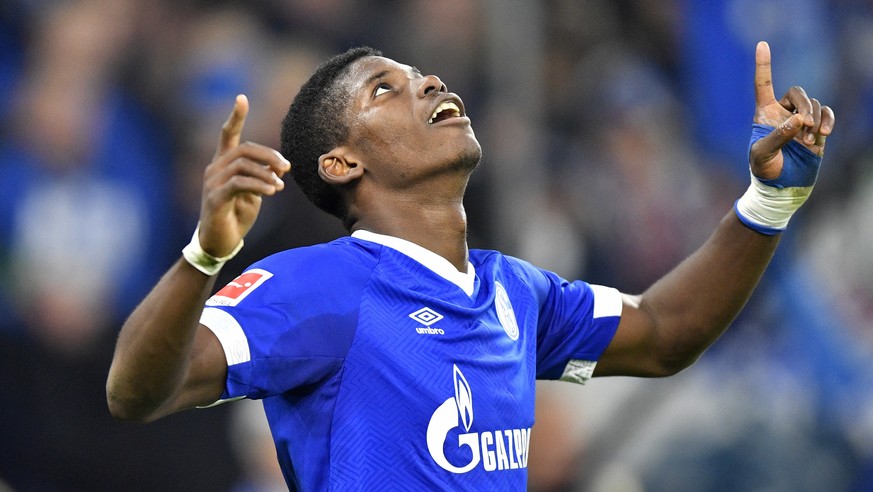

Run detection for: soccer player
[[107, 41, 834, 490]]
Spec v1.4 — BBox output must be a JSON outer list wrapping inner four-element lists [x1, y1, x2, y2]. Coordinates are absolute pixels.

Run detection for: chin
[[450, 139, 483, 173]]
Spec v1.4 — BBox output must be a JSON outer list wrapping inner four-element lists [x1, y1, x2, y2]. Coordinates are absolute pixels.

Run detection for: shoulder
[[255, 236, 379, 276], [473, 250, 580, 307], [470, 249, 553, 295], [209, 237, 380, 308], [477, 250, 553, 285]]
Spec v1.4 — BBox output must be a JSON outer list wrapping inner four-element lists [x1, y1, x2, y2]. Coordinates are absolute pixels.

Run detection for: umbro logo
[[410, 307, 445, 335], [409, 307, 444, 326]]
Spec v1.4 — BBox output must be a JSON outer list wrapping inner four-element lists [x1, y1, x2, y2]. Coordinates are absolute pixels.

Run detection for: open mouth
[[428, 100, 462, 124]]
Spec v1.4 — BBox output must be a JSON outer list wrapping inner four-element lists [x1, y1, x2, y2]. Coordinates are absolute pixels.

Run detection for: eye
[[374, 83, 391, 97]]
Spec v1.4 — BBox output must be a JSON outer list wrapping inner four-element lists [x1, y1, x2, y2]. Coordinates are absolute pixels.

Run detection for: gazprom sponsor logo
[[426, 365, 531, 474]]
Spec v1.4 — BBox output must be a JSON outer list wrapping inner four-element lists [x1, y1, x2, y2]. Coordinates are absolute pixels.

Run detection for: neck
[[350, 193, 469, 272]]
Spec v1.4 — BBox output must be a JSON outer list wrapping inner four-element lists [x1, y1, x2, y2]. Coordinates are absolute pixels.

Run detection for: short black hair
[[280, 46, 381, 223]]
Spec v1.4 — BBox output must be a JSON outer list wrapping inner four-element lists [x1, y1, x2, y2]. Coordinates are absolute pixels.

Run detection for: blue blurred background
[[0, 0, 871, 490]]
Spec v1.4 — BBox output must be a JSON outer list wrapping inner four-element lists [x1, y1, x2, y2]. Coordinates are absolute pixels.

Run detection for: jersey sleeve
[[507, 257, 622, 384], [199, 246, 367, 401]]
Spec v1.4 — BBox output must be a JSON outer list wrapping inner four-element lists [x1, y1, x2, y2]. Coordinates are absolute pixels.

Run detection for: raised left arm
[[594, 41, 835, 377]]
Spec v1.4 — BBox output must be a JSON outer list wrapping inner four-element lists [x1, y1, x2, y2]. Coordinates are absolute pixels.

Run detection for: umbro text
[[416, 327, 445, 335]]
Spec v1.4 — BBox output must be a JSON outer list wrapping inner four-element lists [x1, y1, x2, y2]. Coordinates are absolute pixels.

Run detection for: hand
[[198, 95, 291, 257], [750, 41, 835, 180]]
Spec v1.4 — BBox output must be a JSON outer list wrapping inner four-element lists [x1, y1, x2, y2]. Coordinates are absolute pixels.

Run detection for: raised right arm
[[106, 95, 291, 422]]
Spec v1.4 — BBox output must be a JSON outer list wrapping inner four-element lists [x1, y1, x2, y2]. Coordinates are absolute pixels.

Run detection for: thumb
[[750, 113, 804, 179]]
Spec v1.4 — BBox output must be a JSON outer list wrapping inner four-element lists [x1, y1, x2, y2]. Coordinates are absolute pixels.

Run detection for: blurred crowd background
[[0, 0, 871, 490]]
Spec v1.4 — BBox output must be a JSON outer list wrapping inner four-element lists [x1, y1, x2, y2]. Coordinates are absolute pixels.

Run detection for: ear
[[317, 148, 364, 185]]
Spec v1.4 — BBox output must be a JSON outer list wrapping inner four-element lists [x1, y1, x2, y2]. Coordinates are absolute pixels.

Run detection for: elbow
[[106, 394, 150, 423], [107, 403, 137, 422], [106, 382, 161, 423], [647, 332, 706, 377], [651, 352, 701, 377], [645, 311, 720, 377], [633, 298, 709, 378], [650, 329, 713, 376], [107, 396, 160, 423]]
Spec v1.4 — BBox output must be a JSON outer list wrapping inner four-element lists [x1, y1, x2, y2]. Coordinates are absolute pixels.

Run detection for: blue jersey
[[200, 231, 622, 491]]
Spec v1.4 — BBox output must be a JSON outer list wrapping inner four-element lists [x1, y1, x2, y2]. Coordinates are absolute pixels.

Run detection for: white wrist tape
[[182, 222, 244, 276], [734, 171, 813, 234]]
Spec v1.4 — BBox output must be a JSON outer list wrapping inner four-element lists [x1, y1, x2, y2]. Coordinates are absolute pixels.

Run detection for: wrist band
[[734, 124, 822, 235], [734, 171, 814, 235], [182, 222, 244, 276]]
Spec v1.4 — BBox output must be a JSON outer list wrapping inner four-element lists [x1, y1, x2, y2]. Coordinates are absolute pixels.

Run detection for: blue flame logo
[[426, 364, 481, 473], [454, 364, 473, 432]]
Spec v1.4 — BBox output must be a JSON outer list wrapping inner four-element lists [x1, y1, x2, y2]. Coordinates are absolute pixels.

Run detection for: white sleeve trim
[[200, 307, 251, 366], [559, 359, 597, 385], [590, 284, 622, 319], [196, 395, 245, 409]]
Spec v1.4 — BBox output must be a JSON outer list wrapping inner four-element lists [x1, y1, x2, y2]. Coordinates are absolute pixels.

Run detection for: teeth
[[428, 101, 461, 123]]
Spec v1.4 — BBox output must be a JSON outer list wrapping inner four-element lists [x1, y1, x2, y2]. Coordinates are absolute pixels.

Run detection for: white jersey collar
[[352, 230, 476, 297]]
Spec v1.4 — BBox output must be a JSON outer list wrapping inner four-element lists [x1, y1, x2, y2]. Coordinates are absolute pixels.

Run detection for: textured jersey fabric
[[201, 231, 622, 490]]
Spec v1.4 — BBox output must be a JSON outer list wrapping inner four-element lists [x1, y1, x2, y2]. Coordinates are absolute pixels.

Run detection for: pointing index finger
[[754, 41, 776, 107], [218, 94, 249, 155]]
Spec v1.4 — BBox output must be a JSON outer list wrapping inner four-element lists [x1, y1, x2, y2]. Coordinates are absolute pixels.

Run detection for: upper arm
[[592, 294, 674, 378], [155, 324, 228, 419]]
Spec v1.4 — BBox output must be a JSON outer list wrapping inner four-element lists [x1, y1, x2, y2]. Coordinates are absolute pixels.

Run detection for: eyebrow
[[364, 70, 390, 87], [363, 66, 423, 88]]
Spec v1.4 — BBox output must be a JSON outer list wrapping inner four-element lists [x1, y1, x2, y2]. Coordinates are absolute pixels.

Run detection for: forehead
[[342, 56, 422, 90]]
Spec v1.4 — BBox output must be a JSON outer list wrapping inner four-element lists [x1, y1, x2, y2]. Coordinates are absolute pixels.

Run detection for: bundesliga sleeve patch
[[206, 268, 273, 306]]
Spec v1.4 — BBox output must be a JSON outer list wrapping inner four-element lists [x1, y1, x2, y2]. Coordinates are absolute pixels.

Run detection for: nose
[[418, 74, 447, 97]]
